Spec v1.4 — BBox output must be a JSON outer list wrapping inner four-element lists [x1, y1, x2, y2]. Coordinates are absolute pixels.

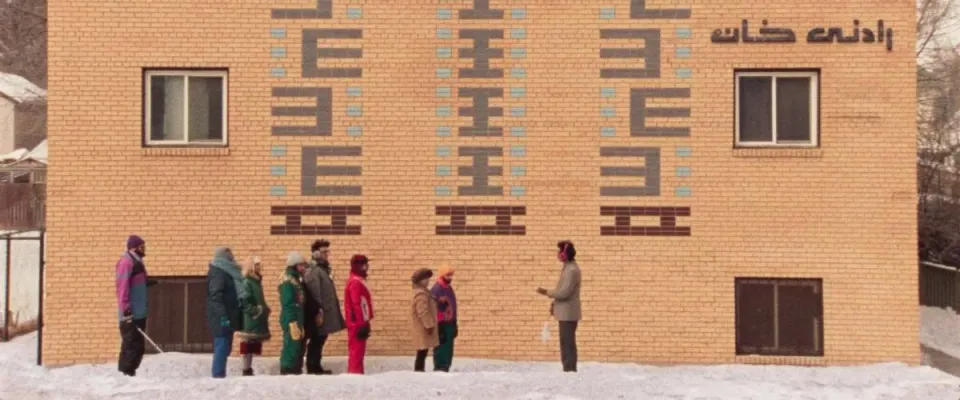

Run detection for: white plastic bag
[[540, 321, 551, 342]]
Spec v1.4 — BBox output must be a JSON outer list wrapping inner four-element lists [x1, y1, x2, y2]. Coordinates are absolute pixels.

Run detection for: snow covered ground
[[1, 333, 959, 399], [921, 305, 960, 359], [0, 230, 43, 327]]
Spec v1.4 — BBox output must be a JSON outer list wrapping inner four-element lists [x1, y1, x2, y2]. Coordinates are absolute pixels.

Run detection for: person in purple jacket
[[430, 265, 457, 372], [115, 235, 156, 377]]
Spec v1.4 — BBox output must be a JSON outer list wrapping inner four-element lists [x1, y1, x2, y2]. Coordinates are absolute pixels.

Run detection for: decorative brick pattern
[[46, 0, 919, 368]]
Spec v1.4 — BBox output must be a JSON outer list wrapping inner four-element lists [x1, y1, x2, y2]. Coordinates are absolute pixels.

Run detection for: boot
[[242, 368, 254, 376], [280, 367, 295, 376], [305, 364, 322, 375], [319, 368, 333, 375]]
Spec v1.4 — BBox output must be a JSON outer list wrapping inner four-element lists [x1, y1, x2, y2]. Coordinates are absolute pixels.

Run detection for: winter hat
[[437, 265, 454, 278], [350, 254, 369, 277], [126, 235, 145, 250], [286, 251, 307, 267], [411, 268, 433, 284]]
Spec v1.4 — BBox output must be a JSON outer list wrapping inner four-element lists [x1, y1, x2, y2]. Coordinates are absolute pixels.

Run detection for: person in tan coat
[[410, 268, 439, 372]]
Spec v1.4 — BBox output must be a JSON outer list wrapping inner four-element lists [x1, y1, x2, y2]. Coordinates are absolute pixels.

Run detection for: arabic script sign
[[710, 19, 893, 51]]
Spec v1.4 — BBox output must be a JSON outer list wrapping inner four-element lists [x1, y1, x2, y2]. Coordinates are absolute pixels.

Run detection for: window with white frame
[[735, 70, 819, 147], [144, 70, 227, 146]]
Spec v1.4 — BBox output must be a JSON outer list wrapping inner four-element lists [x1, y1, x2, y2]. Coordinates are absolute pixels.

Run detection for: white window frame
[[144, 69, 228, 147], [734, 70, 819, 148]]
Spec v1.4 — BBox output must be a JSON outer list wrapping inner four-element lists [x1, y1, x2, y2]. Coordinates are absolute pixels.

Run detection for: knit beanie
[[286, 251, 307, 267], [411, 268, 433, 284], [126, 235, 145, 250]]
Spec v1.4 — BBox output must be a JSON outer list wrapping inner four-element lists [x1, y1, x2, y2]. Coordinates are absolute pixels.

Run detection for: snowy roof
[[0, 73, 45, 103], [0, 140, 46, 165]]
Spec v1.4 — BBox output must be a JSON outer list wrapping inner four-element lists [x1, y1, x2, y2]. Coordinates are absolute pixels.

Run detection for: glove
[[219, 316, 231, 335], [355, 325, 371, 340], [289, 323, 303, 340], [121, 310, 133, 324]]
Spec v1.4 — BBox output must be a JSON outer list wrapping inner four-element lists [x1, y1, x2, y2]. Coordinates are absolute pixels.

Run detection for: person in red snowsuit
[[344, 254, 374, 374]]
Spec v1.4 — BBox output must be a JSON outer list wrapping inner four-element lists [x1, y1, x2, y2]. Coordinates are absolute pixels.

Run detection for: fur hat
[[411, 268, 433, 284], [286, 251, 307, 267]]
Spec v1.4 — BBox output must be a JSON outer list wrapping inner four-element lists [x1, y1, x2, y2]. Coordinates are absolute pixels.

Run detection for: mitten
[[289, 323, 303, 340], [314, 310, 324, 327], [356, 325, 371, 340], [219, 316, 231, 335], [121, 310, 133, 324]]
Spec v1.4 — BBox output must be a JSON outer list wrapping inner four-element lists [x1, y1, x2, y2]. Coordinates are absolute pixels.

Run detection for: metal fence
[[920, 261, 960, 311], [0, 229, 44, 366]]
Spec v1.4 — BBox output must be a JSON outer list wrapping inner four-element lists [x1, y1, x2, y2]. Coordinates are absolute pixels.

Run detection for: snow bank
[[1, 333, 959, 400], [921, 305, 960, 359], [0, 230, 42, 327], [0, 73, 45, 103]]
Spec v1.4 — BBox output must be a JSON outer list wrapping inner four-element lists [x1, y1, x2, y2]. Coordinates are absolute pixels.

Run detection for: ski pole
[[136, 326, 165, 354]]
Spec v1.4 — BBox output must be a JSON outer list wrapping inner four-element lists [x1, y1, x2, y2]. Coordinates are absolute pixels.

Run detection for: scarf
[[211, 247, 248, 300]]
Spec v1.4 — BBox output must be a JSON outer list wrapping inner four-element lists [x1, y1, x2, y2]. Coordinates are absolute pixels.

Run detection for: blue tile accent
[[437, 9, 452, 19], [511, 28, 527, 39], [436, 126, 452, 137], [347, 87, 362, 97], [270, 67, 286, 78], [676, 68, 693, 79], [676, 48, 692, 58], [437, 48, 453, 58], [437, 146, 452, 157], [601, 106, 616, 117], [510, 68, 527, 78], [510, 87, 526, 98], [510, 48, 527, 58], [510, 107, 526, 117], [676, 28, 693, 38], [601, 127, 616, 137], [436, 68, 452, 78], [511, 127, 526, 137], [270, 166, 286, 176], [347, 126, 363, 137], [435, 186, 452, 196], [270, 47, 286, 58], [270, 186, 287, 197], [676, 147, 692, 157], [436, 106, 452, 117], [676, 166, 692, 177], [436, 165, 452, 176], [511, 8, 526, 19], [271, 145, 287, 157], [436, 87, 452, 97], [675, 187, 692, 197], [510, 186, 526, 196], [511, 166, 526, 176], [437, 28, 453, 39], [347, 105, 362, 117], [600, 87, 616, 98], [270, 28, 286, 38], [346, 7, 362, 19], [510, 145, 526, 157], [600, 8, 616, 19]]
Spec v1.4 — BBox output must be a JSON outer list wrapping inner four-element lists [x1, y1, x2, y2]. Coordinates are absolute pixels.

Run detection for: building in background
[[0, 72, 45, 155], [45, 1, 918, 367]]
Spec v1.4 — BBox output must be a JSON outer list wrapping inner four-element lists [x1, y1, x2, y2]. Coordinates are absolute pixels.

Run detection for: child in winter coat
[[344, 254, 374, 374], [279, 251, 308, 375], [410, 268, 439, 372], [237, 257, 271, 376], [431, 265, 458, 372]]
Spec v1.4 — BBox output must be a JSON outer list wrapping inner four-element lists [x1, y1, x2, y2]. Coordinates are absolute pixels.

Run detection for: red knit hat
[[350, 254, 369, 276]]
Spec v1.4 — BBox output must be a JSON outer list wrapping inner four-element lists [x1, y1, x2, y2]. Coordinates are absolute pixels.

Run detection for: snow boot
[[242, 368, 254, 376], [319, 368, 333, 375]]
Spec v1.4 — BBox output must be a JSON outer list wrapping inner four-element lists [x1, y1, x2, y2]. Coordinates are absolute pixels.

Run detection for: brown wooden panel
[[145, 281, 185, 353], [145, 277, 212, 354], [186, 281, 213, 347], [735, 279, 775, 355]]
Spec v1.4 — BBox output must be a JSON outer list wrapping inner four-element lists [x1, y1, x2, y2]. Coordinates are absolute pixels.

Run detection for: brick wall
[[45, 0, 918, 366]]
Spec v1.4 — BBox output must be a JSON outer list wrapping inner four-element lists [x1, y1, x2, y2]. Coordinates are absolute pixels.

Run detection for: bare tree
[[0, 0, 45, 151], [917, 0, 960, 263]]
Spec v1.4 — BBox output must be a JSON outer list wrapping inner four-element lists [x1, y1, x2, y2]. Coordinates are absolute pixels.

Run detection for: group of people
[[114, 235, 582, 378]]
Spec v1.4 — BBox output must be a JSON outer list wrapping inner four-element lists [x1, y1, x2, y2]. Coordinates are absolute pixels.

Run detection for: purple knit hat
[[126, 235, 145, 250]]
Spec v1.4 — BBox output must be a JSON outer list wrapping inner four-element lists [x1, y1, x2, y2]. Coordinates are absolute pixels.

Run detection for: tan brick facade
[[45, 0, 918, 367]]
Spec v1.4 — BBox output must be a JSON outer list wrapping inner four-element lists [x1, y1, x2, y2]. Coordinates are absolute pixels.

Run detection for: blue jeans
[[212, 331, 234, 378]]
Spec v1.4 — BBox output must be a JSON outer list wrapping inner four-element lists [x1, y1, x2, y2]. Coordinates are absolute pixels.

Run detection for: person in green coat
[[238, 256, 271, 376], [279, 251, 308, 375]]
